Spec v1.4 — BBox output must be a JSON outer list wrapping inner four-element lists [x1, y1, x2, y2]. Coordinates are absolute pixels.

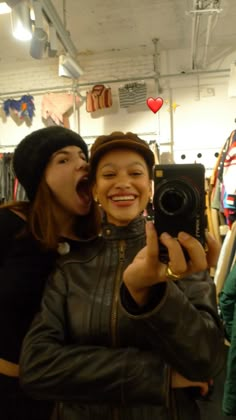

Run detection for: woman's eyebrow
[[53, 150, 70, 157], [100, 161, 145, 169]]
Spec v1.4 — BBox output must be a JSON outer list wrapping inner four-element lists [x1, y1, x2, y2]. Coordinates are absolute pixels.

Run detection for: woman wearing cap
[[0, 126, 99, 420], [20, 131, 224, 420]]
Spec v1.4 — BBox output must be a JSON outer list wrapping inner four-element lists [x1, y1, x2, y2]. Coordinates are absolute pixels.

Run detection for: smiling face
[[92, 148, 152, 226], [45, 145, 91, 218]]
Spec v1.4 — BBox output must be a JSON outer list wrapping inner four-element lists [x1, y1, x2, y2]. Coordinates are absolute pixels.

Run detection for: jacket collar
[[102, 216, 145, 240]]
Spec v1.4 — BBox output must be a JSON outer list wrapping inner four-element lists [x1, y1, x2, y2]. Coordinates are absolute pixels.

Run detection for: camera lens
[[155, 179, 199, 217], [160, 189, 187, 215]]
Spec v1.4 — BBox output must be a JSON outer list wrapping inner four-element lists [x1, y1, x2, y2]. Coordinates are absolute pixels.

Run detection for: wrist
[[125, 285, 150, 306]]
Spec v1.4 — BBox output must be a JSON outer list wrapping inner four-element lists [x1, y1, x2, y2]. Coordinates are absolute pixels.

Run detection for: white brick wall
[[0, 49, 235, 175]]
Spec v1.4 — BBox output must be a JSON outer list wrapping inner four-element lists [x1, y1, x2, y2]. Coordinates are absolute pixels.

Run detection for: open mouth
[[76, 177, 91, 204]]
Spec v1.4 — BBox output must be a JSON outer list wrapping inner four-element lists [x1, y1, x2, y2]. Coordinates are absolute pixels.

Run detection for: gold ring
[[166, 265, 182, 280]]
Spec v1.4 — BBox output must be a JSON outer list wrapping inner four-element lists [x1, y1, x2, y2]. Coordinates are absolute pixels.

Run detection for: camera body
[[153, 163, 206, 264]]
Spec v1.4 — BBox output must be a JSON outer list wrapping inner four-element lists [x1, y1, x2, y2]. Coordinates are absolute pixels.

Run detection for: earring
[[94, 196, 102, 207], [146, 196, 154, 219]]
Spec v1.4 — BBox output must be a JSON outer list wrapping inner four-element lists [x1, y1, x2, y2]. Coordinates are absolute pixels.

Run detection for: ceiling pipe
[[5, 0, 22, 6], [190, 0, 200, 70], [188, 0, 223, 70], [38, 0, 78, 58], [192, 13, 200, 69], [203, 12, 213, 68]]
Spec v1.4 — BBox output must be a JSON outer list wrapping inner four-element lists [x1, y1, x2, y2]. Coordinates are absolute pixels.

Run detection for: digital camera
[[152, 163, 206, 264]]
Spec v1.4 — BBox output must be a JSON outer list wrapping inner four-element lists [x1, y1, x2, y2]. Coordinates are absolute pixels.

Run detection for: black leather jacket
[[20, 217, 225, 420]]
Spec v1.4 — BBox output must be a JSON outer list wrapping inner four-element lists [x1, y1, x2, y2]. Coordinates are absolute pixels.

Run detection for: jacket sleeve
[[120, 271, 225, 382], [222, 304, 236, 415], [219, 264, 236, 341], [0, 208, 23, 263], [19, 267, 170, 405]]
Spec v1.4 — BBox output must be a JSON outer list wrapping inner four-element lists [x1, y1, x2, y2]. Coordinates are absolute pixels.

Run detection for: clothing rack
[[0, 145, 16, 151], [0, 75, 157, 101], [0, 66, 231, 101]]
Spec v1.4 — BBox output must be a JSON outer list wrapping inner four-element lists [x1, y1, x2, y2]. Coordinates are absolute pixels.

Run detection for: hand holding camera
[[123, 164, 220, 305], [123, 221, 219, 306]]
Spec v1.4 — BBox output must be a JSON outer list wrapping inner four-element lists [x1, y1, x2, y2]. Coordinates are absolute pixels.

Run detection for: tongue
[[76, 182, 91, 204]]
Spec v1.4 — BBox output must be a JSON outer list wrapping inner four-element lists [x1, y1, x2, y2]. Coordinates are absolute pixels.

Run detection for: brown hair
[[1, 178, 101, 250]]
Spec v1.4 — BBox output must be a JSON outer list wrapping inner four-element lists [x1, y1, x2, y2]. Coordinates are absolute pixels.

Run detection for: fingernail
[[178, 232, 190, 240], [161, 232, 171, 240], [146, 220, 154, 229]]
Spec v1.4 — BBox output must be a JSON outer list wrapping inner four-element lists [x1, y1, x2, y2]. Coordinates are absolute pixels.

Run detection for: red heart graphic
[[146, 97, 163, 113]]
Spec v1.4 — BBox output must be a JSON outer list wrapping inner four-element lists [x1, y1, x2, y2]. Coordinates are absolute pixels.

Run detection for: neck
[[52, 205, 78, 240]]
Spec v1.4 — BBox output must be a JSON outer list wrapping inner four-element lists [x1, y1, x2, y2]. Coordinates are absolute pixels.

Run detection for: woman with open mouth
[[0, 126, 99, 420]]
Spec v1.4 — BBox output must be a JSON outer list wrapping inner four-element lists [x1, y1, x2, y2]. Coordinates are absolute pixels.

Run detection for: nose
[[75, 157, 89, 171], [114, 173, 131, 189]]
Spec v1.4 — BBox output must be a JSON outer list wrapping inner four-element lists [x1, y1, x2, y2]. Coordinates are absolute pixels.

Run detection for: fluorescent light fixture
[[11, 1, 32, 41], [0, 2, 11, 14], [59, 54, 84, 79]]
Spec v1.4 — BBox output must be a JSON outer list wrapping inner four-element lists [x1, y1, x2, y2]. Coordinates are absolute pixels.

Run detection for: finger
[[205, 232, 221, 268], [160, 232, 187, 273], [178, 232, 208, 272], [145, 221, 159, 260]]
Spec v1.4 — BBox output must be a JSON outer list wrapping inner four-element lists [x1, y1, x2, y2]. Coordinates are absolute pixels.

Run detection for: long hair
[[1, 179, 101, 250]]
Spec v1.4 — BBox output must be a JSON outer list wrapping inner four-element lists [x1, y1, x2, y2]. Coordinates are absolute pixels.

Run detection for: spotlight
[[30, 27, 48, 59], [10, 0, 32, 41], [59, 54, 84, 79]]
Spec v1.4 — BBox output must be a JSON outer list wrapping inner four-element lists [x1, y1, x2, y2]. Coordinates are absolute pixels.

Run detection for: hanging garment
[[222, 131, 236, 226], [3, 95, 35, 121], [214, 221, 236, 298], [86, 85, 112, 113], [41, 93, 80, 126], [219, 262, 236, 416], [118, 82, 147, 108]]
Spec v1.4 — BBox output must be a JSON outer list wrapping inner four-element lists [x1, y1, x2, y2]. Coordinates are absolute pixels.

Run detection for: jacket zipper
[[111, 239, 126, 420], [111, 239, 126, 347]]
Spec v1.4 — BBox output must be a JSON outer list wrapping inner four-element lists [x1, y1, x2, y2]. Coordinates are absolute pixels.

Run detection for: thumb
[[198, 381, 209, 396]]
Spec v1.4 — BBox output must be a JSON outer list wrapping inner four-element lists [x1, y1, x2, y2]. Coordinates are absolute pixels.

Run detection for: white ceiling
[[0, 0, 236, 70]]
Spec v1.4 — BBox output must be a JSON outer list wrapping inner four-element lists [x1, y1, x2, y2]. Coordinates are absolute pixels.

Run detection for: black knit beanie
[[13, 126, 88, 201]]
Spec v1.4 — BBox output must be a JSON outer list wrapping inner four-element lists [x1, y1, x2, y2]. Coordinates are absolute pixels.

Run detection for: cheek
[[46, 171, 66, 193]]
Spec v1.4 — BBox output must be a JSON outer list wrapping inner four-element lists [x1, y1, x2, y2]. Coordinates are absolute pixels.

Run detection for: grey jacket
[[20, 217, 225, 420]]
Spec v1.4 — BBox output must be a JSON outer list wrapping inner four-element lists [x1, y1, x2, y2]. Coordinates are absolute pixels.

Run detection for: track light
[[30, 27, 48, 59], [10, 0, 32, 41], [58, 54, 84, 79], [30, 0, 47, 59]]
